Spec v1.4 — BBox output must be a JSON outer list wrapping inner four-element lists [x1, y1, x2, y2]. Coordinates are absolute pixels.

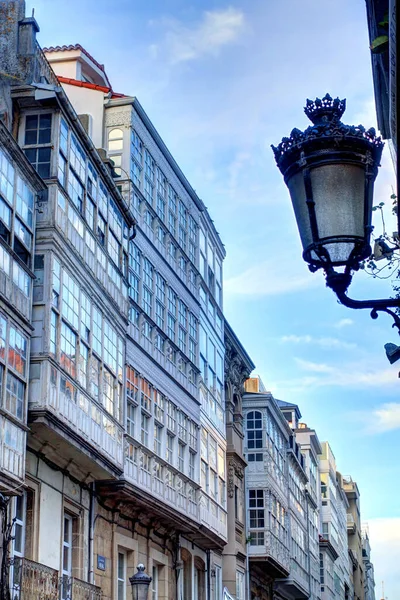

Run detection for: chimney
[[0, 1, 40, 128], [18, 15, 40, 57]]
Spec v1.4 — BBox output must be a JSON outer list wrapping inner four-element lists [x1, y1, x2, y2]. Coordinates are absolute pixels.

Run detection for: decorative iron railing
[[69, 578, 102, 600], [9, 558, 101, 600], [11, 557, 59, 600]]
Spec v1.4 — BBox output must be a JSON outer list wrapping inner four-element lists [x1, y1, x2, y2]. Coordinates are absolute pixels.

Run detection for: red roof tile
[[43, 44, 111, 88], [57, 76, 111, 93]]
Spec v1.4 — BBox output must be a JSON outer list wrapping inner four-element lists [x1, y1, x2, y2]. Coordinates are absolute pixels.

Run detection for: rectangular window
[[142, 286, 153, 317], [92, 307, 102, 356], [189, 451, 195, 480], [166, 401, 176, 432], [62, 271, 79, 330], [103, 369, 115, 416], [5, 372, 25, 420], [178, 326, 186, 353], [12, 492, 26, 559], [154, 424, 162, 455], [214, 566, 222, 600], [60, 322, 76, 378], [90, 356, 100, 401], [23, 147, 50, 178], [58, 152, 67, 188], [144, 178, 154, 204], [249, 489, 265, 546], [143, 258, 153, 289], [16, 176, 34, 228], [166, 434, 174, 464], [25, 113, 52, 146], [103, 320, 117, 372], [131, 130, 143, 164], [78, 343, 88, 388], [144, 150, 155, 181], [141, 413, 149, 446], [178, 442, 185, 473], [68, 170, 84, 213], [127, 402, 136, 438], [8, 326, 27, 377], [201, 460, 208, 491], [50, 310, 57, 355], [80, 292, 91, 343], [0, 149, 14, 206], [117, 551, 126, 600], [131, 161, 142, 189], [70, 133, 86, 181], [140, 378, 153, 412], [236, 572, 244, 600], [167, 314, 176, 342], [62, 513, 73, 578], [154, 392, 164, 423], [152, 566, 159, 600]]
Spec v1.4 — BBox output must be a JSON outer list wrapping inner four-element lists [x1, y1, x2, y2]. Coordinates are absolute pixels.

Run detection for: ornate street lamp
[[129, 564, 152, 600], [272, 94, 400, 334]]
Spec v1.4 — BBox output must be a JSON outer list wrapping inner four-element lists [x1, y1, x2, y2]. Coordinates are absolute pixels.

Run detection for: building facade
[[318, 443, 352, 600], [0, 2, 242, 599], [343, 477, 364, 600], [361, 525, 375, 600], [223, 321, 255, 600], [243, 378, 292, 600]]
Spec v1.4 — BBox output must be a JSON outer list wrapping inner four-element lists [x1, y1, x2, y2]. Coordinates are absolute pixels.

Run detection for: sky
[[26, 0, 399, 596]]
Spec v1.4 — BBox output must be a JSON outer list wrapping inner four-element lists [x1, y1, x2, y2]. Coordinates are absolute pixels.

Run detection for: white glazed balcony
[[0, 267, 31, 321], [248, 530, 290, 572], [0, 416, 25, 483], [29, 361, 124, 471], [124, 448, 198, 521], [199, 493, 227, 542], [56, 206, 128, 317]]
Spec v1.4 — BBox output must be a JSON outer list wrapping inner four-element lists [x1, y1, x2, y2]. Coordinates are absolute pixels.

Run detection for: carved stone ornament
[[105, 110, 132, 128], [227, 459, 245, 497], [224, 338, 251, 393]]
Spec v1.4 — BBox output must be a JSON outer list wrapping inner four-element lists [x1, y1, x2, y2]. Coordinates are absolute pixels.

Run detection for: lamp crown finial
[[304, 94, 346, 125]]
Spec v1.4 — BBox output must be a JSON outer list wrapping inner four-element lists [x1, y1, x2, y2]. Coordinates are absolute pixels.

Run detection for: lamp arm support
[[332, 287, 400, 334]]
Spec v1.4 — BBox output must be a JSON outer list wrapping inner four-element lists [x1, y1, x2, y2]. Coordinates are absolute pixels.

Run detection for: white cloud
[[334, 318, 354, 329], [281, 358, 400, 391], [359, 402, 400, 434], [151, 7, 245, 65], [367, 518, 400, 600], [281, 334, 356, 350], [294, 358, 335, 374], [224, 255, 323, 297]]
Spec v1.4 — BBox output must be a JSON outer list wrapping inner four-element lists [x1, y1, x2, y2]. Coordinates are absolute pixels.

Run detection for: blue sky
[[27, 0, 399, 596]]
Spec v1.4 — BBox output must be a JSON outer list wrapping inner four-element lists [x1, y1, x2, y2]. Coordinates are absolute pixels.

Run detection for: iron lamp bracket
[[325, 269, 400, 334]]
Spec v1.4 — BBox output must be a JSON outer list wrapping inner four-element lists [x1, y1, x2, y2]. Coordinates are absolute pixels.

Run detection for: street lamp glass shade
[[287, 163, 366, 265], [272, 95, 384, 272], [129, 564, 152, 600]]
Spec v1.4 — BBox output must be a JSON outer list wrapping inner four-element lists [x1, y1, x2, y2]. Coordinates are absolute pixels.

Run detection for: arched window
[[181, 548, 192, 600], [194, 557, 206, 600], [246, 411, 263, 449], [108, 128, 123, 150]]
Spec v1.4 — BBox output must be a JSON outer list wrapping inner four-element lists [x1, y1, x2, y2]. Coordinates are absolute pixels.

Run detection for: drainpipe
[[88, 482, 96, 584], [244, 467, 250, 600], [206, 549, 211, 600]]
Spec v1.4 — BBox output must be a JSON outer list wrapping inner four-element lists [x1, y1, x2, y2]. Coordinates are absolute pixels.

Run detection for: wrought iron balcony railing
[[9, 558, 101, 600]]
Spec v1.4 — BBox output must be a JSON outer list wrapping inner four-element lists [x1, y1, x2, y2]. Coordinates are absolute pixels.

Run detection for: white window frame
[[117, 549, 127, 600], [62, 513, 73, 575], [151, 564, 159, 600]]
